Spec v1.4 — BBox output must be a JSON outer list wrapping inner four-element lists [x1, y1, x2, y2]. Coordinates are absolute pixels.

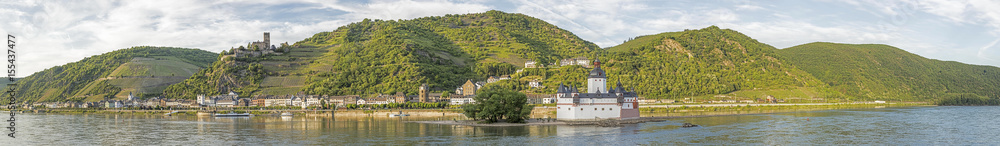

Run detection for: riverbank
[[15, 108, 469, 117], [413, 102, 932, 127], [11, 102, 929, 120]]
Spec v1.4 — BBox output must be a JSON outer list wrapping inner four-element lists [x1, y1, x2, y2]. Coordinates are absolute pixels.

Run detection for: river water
[[2, 106, 997, 145]]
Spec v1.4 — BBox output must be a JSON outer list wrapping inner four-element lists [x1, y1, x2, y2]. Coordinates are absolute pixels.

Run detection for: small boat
[[214, 113, 253, 117], [389, 111, 409, 117], [164, 111, 181, 116], [280, 112, 293, 116]]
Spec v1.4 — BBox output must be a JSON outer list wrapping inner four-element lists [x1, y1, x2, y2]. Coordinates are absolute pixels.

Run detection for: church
[[556, 58, 640, 121]]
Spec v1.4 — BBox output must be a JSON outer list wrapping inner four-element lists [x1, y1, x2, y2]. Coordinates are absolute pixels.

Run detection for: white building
[[450, 98, 476, 105], [265, 98, 291, 107], [542, 97, 555, 104], [560, 57, 591, 67], [127, 92, 137, 101], [556, 58, 640, 121], [525, 60, 537, 68], [529, 80, 544, 88]]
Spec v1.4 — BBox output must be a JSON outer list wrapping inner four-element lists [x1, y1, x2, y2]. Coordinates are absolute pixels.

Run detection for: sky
[[1, 0, 999, 78]]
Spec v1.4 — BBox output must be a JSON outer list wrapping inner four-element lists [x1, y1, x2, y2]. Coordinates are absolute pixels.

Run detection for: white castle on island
[[556, 58, 640, 121]]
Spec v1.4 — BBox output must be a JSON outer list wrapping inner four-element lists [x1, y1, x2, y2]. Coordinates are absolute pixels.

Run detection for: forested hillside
[[164, 10, 600, 98], [161, 56, 266, 99], [301, 10, 599, 96], [2, 47, 216, 103], [600, 26, 839, 99], [777, 42, 1000, 101]]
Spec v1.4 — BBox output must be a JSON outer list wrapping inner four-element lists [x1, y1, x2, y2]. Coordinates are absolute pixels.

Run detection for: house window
[[602, 108, 605, 111], [594, 108, 597, 111]]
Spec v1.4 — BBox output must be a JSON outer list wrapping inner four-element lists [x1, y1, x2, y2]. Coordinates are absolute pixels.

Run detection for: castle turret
[[587, 58, 607, 93], [263, 32, 270, 46]]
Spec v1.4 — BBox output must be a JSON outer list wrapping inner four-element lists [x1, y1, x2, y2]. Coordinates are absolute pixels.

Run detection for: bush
[[462, 86, 534, 123]]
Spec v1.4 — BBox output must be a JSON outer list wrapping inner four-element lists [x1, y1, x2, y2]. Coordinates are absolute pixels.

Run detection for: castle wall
[[556, 98, 622, 121], [620, 108, 640, 120]]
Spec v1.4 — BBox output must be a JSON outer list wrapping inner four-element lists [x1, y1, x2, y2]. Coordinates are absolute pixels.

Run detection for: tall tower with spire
[[587, 58, 607, 93]]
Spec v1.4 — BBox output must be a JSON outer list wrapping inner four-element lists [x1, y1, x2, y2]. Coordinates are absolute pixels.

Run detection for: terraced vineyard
[[3, 47, 216, 103]]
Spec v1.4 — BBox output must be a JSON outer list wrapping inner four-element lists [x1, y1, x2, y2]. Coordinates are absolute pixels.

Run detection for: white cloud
[[1, 0, 998, 78], [310, 0, 491, 20], [723, 21, 900, 48]]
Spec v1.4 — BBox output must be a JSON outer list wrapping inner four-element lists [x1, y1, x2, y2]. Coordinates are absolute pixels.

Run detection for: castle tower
[[587, 58, 607, 93], [263, 32, 270, 46], [419, 83, 429, 102]]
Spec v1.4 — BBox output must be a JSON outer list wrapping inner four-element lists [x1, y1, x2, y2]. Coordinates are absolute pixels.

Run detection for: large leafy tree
[[462, 86, 534, 123]]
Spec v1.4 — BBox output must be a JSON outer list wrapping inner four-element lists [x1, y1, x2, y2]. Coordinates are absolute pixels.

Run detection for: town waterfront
[[4, 106, 999, 145]]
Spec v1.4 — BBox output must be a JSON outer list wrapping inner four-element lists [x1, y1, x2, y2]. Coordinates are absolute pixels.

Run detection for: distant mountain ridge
[[777, 42, 1000, 101], [602, 26, 840, 99]]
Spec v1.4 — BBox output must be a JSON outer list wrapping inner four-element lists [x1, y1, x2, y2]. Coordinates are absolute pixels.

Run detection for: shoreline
[[410, 104, 935, 127], [7, 103, 932, 120]]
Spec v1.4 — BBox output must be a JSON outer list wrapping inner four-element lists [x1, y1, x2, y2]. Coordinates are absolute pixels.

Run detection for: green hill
[[600, 26, 840, 100], [3, 46, 216, 103], [163, 10, 600, 98], [777, 42, 1000, 101]]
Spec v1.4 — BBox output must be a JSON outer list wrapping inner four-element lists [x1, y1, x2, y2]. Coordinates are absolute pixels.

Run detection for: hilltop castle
[[227, 32, 288, 58], [556, 58, 640, 121]]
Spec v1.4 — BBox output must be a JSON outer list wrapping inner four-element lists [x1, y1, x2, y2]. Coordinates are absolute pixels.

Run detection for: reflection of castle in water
[[554, 125, 642, 142]]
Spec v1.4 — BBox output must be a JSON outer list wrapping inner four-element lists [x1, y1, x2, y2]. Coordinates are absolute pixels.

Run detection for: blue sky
[[1, 0, 999, 77]]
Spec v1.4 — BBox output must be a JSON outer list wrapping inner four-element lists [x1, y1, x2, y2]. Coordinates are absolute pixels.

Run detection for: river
[[2, 106, 997, 145]]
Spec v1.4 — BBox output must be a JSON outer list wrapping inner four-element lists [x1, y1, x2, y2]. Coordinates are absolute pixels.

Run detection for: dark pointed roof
[[588, 66, 606, 78], [557, 82, 566, 93]]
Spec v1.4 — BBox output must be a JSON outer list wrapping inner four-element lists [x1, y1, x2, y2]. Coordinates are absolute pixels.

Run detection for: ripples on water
[[4, 106, 999, 145]]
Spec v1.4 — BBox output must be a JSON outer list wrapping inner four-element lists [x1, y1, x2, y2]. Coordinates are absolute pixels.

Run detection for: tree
[[462, 86, 534, 123]]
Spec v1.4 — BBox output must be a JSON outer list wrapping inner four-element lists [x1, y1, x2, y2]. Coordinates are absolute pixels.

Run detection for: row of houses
[[33, 97, 199, 109], [524, 57, 593, 68]]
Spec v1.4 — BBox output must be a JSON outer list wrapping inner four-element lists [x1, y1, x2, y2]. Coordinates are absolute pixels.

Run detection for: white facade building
[[556, 58, 640, 121], [449, 98, 476, 105]]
